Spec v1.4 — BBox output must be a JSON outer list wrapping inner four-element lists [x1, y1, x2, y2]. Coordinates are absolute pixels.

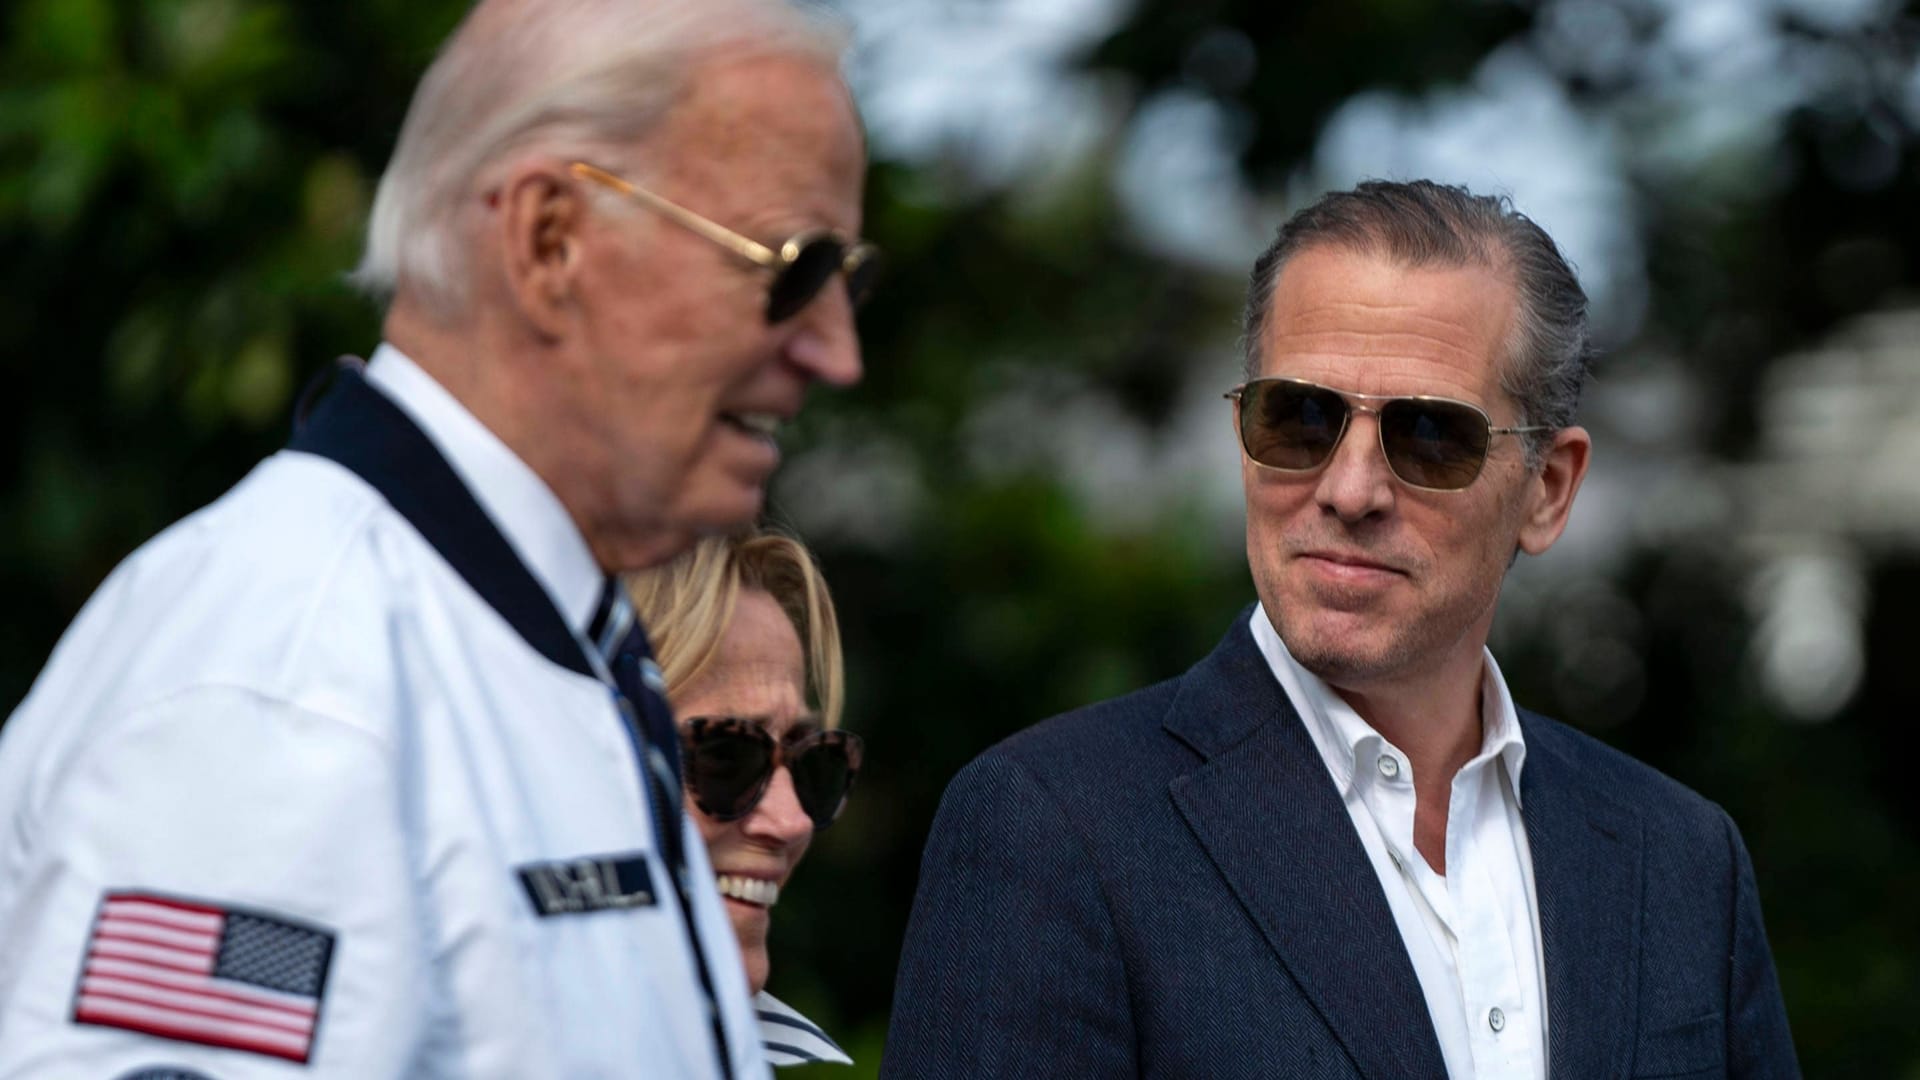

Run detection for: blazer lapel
[[1166, 618, 1448, 1079], [1517, 712, 1643, 1080]]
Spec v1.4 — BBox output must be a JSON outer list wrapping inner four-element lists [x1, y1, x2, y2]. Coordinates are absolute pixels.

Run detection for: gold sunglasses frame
[[1224, 377, 1550, 491], [568, 161, 875, 317]]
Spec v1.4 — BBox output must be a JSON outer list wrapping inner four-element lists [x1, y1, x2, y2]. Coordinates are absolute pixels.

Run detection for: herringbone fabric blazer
[[884, 612, 1798, 1079]]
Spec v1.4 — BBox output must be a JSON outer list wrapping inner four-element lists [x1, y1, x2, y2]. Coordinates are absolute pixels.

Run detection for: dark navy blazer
[[884, 614, 1798, 1079]]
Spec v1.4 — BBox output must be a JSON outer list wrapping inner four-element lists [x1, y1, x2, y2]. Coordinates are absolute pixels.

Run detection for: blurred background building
[[4, 0, 1917, 1073]]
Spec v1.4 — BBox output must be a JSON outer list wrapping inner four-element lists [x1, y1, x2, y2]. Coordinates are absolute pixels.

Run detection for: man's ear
[[1516, 425, 1591, 557], [496, 164, 586, 341]]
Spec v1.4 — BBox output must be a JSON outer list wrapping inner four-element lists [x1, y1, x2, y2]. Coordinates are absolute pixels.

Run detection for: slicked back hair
[[1241, 180, 1593, 467]]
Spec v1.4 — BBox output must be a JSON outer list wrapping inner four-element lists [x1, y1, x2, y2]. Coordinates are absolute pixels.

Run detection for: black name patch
[[517, 853, 657, 917]]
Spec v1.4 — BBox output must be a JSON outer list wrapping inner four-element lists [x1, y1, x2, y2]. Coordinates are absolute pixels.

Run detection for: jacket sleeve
[[0, 685, 421, 1077], [1723, 810, 1800, 1078], [881, 750, 1136, 1078]]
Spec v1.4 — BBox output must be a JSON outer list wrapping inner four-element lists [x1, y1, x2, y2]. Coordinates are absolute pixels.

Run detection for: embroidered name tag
[[517, 853, 657, 917]]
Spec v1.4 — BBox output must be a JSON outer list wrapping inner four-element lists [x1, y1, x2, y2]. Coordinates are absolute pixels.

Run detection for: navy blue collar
[[288, 363, 597, 679]]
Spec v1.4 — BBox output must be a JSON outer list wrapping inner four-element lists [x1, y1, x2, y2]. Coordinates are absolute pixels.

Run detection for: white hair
[[350, 0, 851, 317]]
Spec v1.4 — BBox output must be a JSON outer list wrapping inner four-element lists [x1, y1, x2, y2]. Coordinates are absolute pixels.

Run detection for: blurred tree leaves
[[0, 0, 464, 697], [1084, 0, 1533, 185]]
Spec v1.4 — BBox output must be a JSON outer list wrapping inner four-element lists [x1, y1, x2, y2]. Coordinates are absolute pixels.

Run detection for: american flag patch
[[71, 892, 334, 1064]]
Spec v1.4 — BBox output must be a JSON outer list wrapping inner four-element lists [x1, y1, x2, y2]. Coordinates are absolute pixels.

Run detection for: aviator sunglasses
[[569, 162, 880, 324], [1226, 377, 1549, 491], [680, 716, 864, 830]]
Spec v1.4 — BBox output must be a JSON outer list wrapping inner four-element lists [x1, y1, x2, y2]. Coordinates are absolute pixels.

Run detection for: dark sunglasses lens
[[1242, 381, 1348, 470], [1379, 400, 1491, 490], [842, 249, 880, 309], [765, 238, 848, 323], [787, 735, 859, 830], [684, 724, 774, 821]]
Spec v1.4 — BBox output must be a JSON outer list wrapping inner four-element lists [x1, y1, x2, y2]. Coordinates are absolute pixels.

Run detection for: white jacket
[[0, 347, 766, 1078]]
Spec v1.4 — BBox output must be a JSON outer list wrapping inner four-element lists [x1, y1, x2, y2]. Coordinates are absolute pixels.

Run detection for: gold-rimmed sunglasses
[[1226, 377, 1548, 491], [569, 161, 879, 324]]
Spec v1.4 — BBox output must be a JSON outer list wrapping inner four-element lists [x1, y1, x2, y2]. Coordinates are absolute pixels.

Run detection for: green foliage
[[1083, 0, 1531, 185], [0, 0, 466, 695]]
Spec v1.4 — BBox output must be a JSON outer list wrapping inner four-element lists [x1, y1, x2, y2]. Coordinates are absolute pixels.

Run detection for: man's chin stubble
[[1284, 629, 1423, 690]]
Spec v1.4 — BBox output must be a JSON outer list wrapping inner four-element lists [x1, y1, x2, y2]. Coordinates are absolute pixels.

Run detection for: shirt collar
[[364, 343, 604, 635], [1249, 604, 1527, 802], [753, 991, 852, 1067], [1478, 648, 1528, 800]]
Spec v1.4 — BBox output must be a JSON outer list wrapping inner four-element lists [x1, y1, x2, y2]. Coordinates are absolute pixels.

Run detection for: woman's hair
[[624, 528, 844, 728]]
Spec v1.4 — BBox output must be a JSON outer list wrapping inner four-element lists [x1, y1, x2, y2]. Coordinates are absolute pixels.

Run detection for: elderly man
[[885, 182, 1798, 1079], [0, 0, 869, 1075]]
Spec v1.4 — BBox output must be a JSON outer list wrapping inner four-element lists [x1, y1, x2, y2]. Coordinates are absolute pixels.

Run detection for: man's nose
[[1314, 412, 1397, 521], [782, 285, 863, 387], [742, 765, 814, 847]]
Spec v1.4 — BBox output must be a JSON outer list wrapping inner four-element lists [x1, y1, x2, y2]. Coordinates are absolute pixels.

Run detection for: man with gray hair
[[886, 181, 1798, 1078], [0, 0, 871, 1075]]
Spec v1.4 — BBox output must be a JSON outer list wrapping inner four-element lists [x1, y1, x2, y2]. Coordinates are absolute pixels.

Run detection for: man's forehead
[[669, 50, 857, 154], [1260, 246, 1517, 381], [1269, 246, 1512, 318], [640, 49, 865, 220]]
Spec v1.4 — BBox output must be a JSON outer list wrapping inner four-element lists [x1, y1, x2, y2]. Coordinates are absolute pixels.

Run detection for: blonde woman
[[626, 528, 861, 1068]]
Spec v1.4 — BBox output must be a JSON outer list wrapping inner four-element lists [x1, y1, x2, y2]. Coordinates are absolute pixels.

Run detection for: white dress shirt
[[1251, 605, 1549, 1080], [0, 345, 766, 1077]]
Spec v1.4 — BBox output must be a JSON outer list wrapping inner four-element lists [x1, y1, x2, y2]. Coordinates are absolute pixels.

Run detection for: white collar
[[1249, 604, 1527, 802], [363, 343, 604, 635], [753, 991, 852, 1067]]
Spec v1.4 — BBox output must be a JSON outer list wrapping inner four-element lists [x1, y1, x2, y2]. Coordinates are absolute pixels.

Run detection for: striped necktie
[[589, 581, 735, 1080], [591, 583, 684, 783]]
